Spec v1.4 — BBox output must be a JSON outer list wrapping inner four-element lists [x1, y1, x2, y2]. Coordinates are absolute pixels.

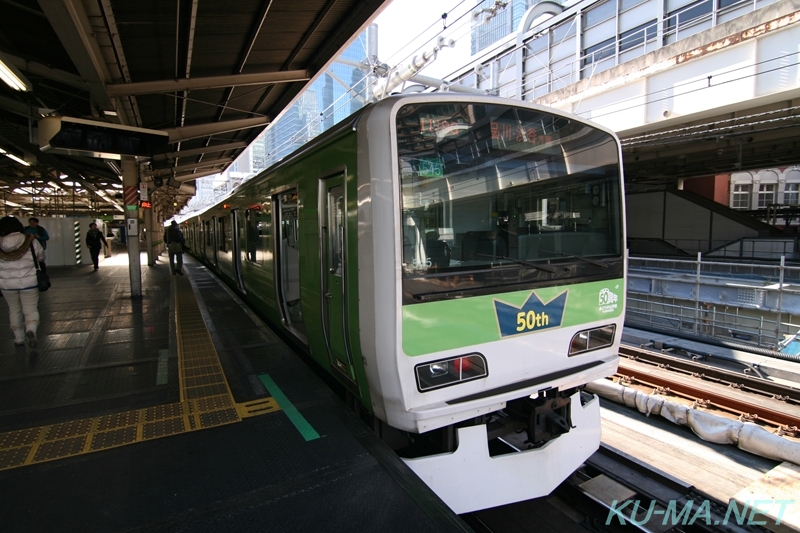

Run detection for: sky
[[371, 0, 477, 80]]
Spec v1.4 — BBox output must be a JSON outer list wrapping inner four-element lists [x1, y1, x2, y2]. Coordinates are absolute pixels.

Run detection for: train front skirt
[[402, 390, 601, 513]]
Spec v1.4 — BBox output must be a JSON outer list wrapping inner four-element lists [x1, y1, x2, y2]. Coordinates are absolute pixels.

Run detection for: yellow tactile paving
[[0, 273, 279, 471]]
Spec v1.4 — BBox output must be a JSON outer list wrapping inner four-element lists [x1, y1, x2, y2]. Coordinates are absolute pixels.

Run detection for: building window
[[585, 0, 615, 28], [665, 0, 713, 34], [784, 184, 799, 205], [582, 38, 615, 75], [552, 20, 576, 43], [757, 184, 775, 208], [732, 184, 750, 209], [620, 0, 647, 11], [620, 21, 658, 52]]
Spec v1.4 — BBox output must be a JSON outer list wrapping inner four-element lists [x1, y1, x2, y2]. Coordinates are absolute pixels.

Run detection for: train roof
[[176, 93, 620, 222]]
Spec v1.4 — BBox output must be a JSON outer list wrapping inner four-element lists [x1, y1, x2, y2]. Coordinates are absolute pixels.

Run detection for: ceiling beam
[[152, 141, 247, 161], [106, 70, 310, 97], [0, 95, 33, 119], [163, 117, 269, 143], [4, 53, 86, 89], [172, 168, 227, 183], [152, 158, 233, 177], [214, 0, 274, 122], [37, 0, 120, 120]]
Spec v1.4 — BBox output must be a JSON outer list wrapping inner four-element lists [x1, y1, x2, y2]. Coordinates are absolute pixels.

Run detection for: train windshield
[[397, 102, 623, 303]]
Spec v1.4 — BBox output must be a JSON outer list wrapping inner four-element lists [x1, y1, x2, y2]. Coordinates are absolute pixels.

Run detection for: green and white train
[[182, 94, 626, 513]]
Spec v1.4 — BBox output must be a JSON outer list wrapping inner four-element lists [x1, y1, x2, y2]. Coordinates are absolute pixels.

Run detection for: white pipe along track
[[587, 379, 800, 465]]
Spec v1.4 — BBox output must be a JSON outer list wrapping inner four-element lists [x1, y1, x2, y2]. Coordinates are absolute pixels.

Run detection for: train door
[[275, 189, 306, 339], [319, 174, 357, 384], [231, 209, 245, 291]]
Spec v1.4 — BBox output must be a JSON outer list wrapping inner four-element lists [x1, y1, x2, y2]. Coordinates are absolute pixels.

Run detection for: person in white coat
[[0, 216, 45, 353]]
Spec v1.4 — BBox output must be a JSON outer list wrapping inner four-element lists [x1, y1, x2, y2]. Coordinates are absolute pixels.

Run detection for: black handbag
[[30, 243, 51, 292]]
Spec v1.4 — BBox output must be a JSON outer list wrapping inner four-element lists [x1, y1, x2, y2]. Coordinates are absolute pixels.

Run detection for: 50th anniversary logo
[[493, 286, 620, 337]]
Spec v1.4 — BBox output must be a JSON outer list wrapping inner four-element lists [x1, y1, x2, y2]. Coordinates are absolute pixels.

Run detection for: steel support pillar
[[121, 156, 142, 297], [143, 183, 155, 266]]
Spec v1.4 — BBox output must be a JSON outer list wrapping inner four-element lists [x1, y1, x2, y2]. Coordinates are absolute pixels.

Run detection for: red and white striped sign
[[123, 185, 138, 206]]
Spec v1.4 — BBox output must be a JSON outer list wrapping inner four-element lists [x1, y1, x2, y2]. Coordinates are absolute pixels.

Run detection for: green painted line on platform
[[258, 374, 320, 441], [156, 349, 169, 385]]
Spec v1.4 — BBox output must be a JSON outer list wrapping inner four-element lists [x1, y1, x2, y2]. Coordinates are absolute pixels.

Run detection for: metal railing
[[625, 295, 799, 349], [516, 0, 770, 98], [629, 237, 800, 260], [627, 253, 800, 348]]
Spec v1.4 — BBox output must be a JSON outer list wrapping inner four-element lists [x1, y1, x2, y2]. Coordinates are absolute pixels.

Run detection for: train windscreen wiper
[[539, 249, 609, 268], [475, 253, 557, 273]]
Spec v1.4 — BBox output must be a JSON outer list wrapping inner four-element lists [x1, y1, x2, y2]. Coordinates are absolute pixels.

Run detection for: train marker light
[[415, 353, 487, 392], [569, 324, 615, 356]]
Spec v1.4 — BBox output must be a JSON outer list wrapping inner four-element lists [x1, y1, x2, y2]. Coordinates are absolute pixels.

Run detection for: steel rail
[[616, 359, 800, 429], [556, 444, 761, 533], [619, 345, 800, 403]]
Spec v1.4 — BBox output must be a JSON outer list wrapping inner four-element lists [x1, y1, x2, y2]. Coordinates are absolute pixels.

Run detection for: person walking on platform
[[0, 216, 44, 353], [86, 222, 107, 271], [163, 220, 185, 275], [25, 217, 49, 274]]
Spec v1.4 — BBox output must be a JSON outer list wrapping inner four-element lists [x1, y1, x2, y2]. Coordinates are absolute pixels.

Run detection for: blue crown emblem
[[494, 291, 567, 337]]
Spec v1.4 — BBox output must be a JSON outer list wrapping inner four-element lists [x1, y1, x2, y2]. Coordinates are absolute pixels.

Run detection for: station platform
[[0, 250, 469, 532]]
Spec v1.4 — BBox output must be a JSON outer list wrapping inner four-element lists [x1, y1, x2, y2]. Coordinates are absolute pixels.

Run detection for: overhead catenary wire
[[189, 0, 800, 211]]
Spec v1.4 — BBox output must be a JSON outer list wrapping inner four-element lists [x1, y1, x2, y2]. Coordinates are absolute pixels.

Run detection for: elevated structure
[[453, 0, 800, 188]]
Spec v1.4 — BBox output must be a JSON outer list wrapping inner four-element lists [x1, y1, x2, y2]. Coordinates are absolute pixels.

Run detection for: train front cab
[[356, 95, 626, 513]]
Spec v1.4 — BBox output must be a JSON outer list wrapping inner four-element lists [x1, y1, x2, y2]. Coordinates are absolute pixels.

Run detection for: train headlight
[[415, 353, 488, 392], [569, 324, 616, 356]]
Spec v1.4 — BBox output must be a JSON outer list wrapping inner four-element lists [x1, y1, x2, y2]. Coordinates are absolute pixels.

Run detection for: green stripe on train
[[402, 278, 624, 356]]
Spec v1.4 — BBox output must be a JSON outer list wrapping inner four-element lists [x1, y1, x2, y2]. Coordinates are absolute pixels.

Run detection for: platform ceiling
[[0, 0, 387, 217], [619, 95, 800, 191]]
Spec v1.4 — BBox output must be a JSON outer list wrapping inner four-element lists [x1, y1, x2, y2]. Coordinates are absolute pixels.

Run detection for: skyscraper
[[471, 0, 546, 55]]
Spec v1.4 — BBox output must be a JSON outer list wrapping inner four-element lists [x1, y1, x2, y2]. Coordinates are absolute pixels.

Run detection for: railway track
[[463, 443, 768, 533], [616, 345, 800, 433], [464, 342, 799, 533]]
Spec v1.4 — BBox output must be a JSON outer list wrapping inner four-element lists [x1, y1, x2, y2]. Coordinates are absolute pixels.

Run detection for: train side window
[[224, 215, 233, 253], [218, 217, 227, 252], [245, 205, 271, 264], [329, 188, 344, 276]]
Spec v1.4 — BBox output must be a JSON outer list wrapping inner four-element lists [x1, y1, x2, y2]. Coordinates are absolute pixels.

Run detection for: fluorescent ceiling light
[[105, 160, 122, 175], [5, 200, 24, 207], [0, 148, 30, 166], [0, 54, 30, 91]]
